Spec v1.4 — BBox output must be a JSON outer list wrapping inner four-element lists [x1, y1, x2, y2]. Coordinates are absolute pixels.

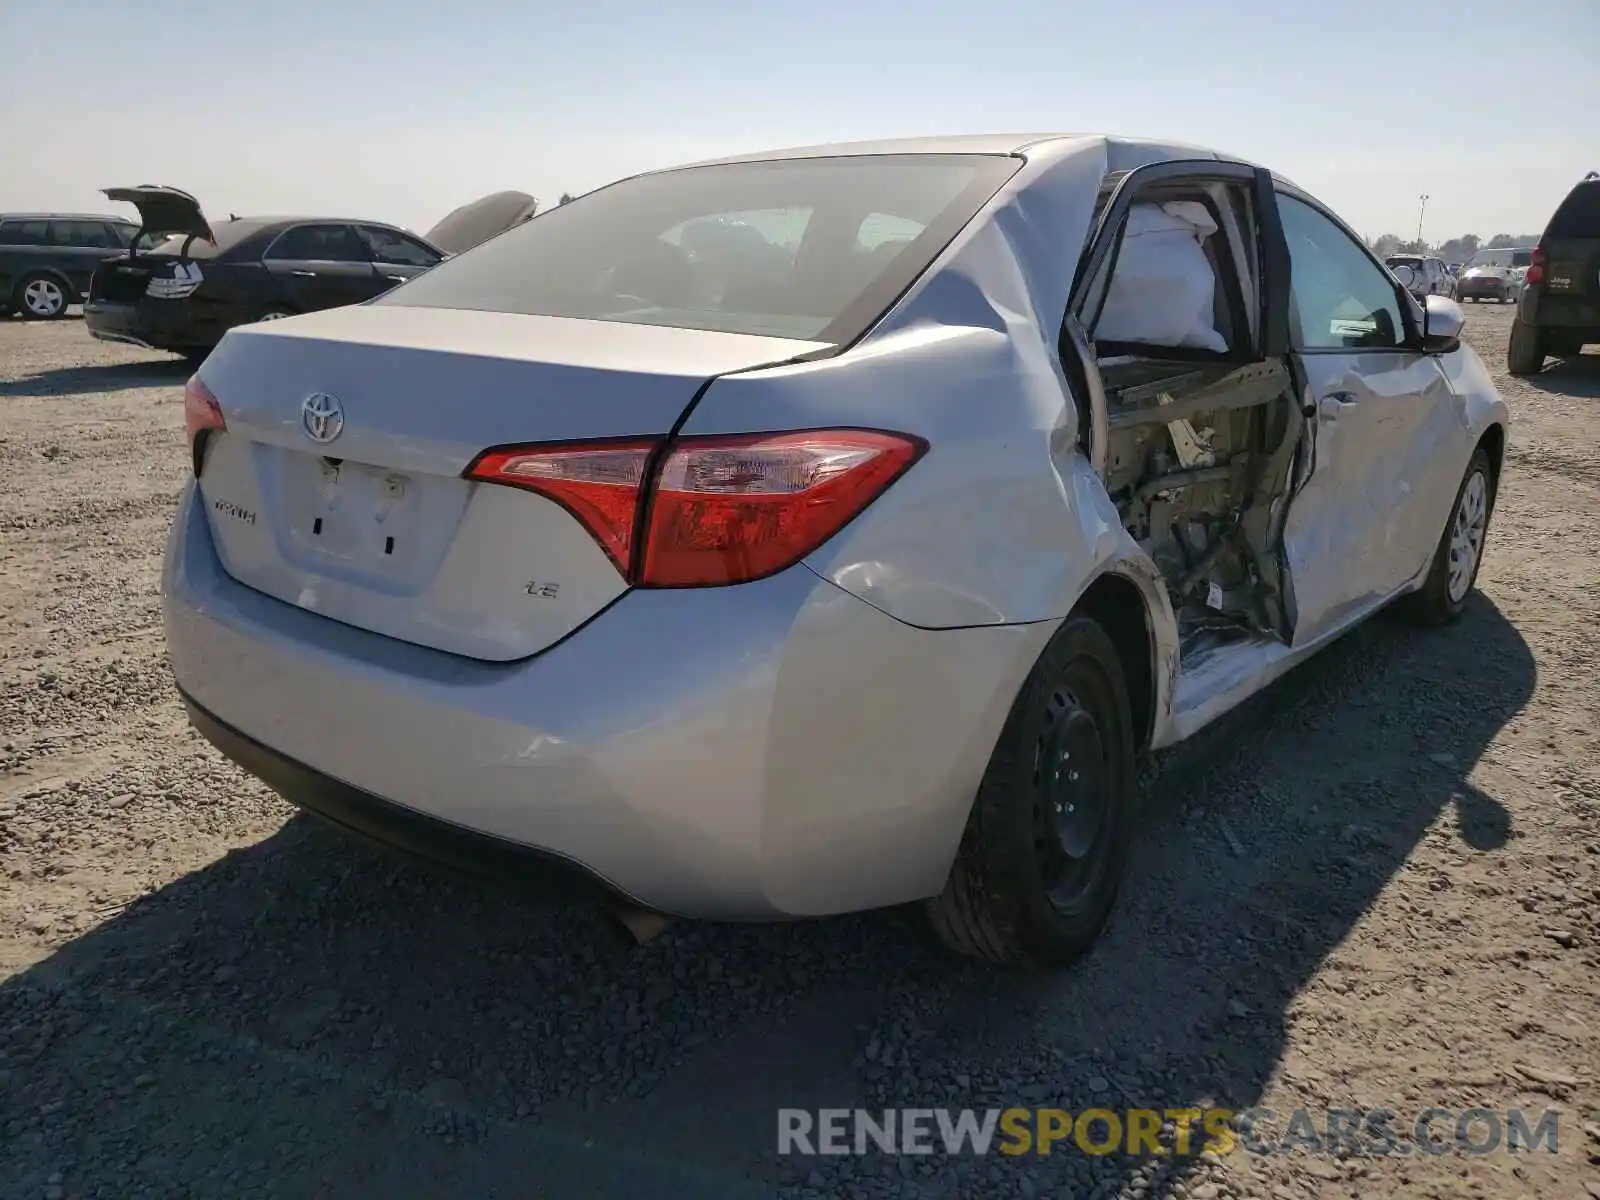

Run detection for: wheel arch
[[14, 267, 75, 300], [1071, 567, 1164, 754], [1476, 421, 1506, 493]]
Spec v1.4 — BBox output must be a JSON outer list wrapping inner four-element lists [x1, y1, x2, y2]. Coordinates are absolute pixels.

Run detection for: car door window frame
[[1085, 192, 1255, 364], [1060, 159, 1292, 470], [262, 223, 374, 264], [1275, 188, 1420, 354]]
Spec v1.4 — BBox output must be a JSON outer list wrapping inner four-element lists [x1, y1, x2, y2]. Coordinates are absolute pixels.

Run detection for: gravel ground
[[1, 305, 1597, 1200]]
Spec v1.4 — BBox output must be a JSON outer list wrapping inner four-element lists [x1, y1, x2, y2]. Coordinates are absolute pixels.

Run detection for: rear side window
[[265, 224, 371, 263], [53, 220, 121, 249], [357, 225, 442, 267], [376, 154, 1020, 343], [1546, 182, 1600, 238], [0, 219, 52, 246]]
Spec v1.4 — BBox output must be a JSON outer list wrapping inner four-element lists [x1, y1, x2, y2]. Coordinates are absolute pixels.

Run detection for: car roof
[[213, 216, 406, 231], [670, 132, 1247, 169], [657, 133, 1305, 203], [677, 133, 1090, 166], [0, 212, 136, 222], [156, 217, 421, 244]]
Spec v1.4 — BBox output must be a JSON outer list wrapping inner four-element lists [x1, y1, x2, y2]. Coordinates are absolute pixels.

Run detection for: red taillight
[[183, 375, 225, 474], [1526, 245, 1546, 284], [465, 440, 655, 575], [640, 430, 924, 586], [464, 429, 924, 586]]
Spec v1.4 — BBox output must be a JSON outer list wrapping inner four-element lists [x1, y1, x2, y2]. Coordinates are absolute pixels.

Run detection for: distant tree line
[[1366, 231, 1543, 262]]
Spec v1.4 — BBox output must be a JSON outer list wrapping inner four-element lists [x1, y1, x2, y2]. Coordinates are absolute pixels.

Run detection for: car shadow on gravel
[[0, 357, 190, 398], [0, 597, 1534, 1199], [1522, 350, 1600, 398]]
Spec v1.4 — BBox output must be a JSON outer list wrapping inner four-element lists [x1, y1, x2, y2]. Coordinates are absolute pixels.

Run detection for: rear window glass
[[377, 154, 1019, 343], [1546, 182, 1600, 239], [144, 220, 268, 259]]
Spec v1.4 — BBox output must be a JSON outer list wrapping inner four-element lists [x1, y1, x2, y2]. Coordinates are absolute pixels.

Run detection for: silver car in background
[[1383, 253, 1454, 301], [164, 134, 1508, 967], [1456, 246, 1534, 303]]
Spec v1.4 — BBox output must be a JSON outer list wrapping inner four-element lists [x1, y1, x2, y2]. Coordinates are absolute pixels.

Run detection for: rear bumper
[[162, 482, 1050, 919], [1456, 280, 1511, 298], [181, 689, 619, 901], [84, 298, 226, 351], [1517, 288, 1600, 336]]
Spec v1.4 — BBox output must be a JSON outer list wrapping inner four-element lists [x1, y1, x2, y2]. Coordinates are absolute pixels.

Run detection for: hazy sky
[[3, 0, 1595, 242]]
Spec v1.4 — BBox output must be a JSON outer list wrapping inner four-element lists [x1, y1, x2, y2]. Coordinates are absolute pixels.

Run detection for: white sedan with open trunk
[[165, 134, 1507, 967]]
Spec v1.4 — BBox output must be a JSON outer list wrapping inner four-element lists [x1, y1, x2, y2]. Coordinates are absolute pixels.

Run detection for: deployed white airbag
[[1095, 201, 1227, 353]]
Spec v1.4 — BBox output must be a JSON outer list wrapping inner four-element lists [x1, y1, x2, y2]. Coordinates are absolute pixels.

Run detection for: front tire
[[1396, 448, 1494, 627], [14, 273, 70, 320], [926, 615, 1137, 967], [1507, 319, 1546, 375]]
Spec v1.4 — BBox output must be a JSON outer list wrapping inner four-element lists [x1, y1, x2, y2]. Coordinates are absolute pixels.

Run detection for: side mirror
[[1421, 294, 1464, 353]]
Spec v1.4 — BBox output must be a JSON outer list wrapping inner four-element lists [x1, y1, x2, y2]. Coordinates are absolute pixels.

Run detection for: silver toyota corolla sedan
[[164, 134, 1508, 967]]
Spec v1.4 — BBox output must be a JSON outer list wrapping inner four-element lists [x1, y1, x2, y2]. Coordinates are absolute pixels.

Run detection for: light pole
[[1417, 194, 1429, 249]]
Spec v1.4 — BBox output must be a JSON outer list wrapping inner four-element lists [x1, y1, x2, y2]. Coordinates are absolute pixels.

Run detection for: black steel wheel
[[927, 615, 1137, 967]]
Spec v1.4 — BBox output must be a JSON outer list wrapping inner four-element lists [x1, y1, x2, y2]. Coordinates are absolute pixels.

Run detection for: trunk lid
[[426, 191, 539, 255], [194, 304, 826, 660], [93, 186, 214, 303], [103, 185, 213, 242]]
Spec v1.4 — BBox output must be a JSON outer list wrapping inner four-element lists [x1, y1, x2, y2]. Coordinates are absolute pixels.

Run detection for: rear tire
[[926, 615, 1137, 968], [14, 273, 70, 320], [1507, 319, 1546, 375], [1396, 448, 1494, 627]]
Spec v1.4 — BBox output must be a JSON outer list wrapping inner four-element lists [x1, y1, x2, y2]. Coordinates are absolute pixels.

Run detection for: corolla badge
[[301, 392, 344, 444]]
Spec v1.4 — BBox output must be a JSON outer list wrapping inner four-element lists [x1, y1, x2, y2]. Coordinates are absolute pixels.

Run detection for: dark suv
[[0, 213, 152, 319], [1508, 173, 1600, 374]]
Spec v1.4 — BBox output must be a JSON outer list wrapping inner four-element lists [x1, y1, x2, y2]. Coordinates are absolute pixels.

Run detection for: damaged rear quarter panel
[[682, 139, 1174, 633]]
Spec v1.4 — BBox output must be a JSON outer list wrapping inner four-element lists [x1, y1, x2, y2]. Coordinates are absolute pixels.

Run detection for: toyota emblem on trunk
[[301, 393, 344, 444]]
